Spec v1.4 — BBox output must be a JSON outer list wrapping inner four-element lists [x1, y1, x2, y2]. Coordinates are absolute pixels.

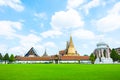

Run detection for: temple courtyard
[[0, 64, 120, 80]]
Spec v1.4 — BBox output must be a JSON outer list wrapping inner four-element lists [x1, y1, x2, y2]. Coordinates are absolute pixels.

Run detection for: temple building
[[15, 36, 90, 64], [16, 48, 51, 63], [93, 42, 113, 64], [42, 49, 48, 57], [57, 36, 89, 63], [24, 47, 39, 57], [59, 35, 79, 56]]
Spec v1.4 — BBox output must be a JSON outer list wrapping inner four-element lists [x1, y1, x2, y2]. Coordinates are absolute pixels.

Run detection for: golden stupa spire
[[67, 35, 76, 56], [69, 35, 74, 48]]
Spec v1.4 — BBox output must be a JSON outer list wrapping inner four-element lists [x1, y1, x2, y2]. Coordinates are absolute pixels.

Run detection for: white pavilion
[[94, 42, 113, 64]]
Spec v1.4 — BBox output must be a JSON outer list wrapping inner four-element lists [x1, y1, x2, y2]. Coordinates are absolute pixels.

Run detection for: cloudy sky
[[0, 0, 120, 56]]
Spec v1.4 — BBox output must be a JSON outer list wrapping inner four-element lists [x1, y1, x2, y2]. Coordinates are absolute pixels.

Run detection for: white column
[[101, 49, 104, 57], [97, 50, 99, 58], [105, 49, 108, 58], [98, 49, 100, 58], [107, 47, 110, 58]]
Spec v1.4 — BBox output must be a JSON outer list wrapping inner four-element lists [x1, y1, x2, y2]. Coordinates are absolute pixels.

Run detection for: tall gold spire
[[69, 35, 74, 48], [67, 35, 76, 56]]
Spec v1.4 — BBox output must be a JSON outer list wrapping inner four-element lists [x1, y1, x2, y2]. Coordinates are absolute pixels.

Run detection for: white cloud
[[44, 42, 57, 48], [95, 2, 120, 32], [30, 30, 37, 34], [35, 42, 57, 56], [19, 34, 41, 47], [82, 0, 105, 14], [82, 44, 89, 49], [0, 20, 22, 38], [0, 21, 57, 55], [95, 34, 105, 41], [40, 29, 63, 38], [98, 37, 120, 48], [50, 9, 84, 30], [95, 14, 120, 32], [67, 0, 84, 9], [0, 0, 24, 12], [108, 2, 120, 15], [72, 29, 95, 39], [0, 44, 7, 54], [9, 46, 25, 56], [7, 34, 42, 56], [34, 12, 47, 20], [8, 37, 57, 56], [66, 0, 106, 15], [43, 42, 57, 55], [8, 44, 43, 56]]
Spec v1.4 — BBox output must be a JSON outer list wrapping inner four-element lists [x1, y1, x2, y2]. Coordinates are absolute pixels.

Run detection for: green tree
[[84, 54, 88, 56], [0, 53, 3, 61], [118, 55, 120, 62], [3, 53, 9, 64], [110, 49, 119, 62], [9, 54, 15, 63], [90, 53, 95, 64]]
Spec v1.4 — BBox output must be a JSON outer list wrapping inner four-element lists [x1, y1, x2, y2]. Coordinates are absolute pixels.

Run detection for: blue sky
[[0, 0, 120, 56]]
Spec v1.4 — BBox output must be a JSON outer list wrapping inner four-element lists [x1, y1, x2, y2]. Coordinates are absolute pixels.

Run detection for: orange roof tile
[[16, 56, 89, 61], [61, 56, 89, 60], [16, 56, 51, 61]]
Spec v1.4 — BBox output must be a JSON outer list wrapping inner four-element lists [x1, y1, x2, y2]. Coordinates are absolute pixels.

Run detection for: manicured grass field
[[0, 64, 120, 80]]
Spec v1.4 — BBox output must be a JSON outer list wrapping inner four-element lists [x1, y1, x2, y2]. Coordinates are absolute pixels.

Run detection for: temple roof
[[16, 56, 89, 61], [42, 49, 48, 57], [16, 56, 51, 61], [59, 50, 66, 55], [97, 42, 108, 46], [24, 47, 39, 57], [61, 56, 89, 60]]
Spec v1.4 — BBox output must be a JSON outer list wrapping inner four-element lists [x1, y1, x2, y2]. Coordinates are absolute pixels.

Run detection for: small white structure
[[94, 42, 113, 64]]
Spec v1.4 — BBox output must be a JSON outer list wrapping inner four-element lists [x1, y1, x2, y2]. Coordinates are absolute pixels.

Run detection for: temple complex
[[15, 36, 90, 64]]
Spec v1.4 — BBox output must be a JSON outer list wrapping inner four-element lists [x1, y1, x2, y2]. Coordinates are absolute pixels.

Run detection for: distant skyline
[[0, 0, 120, 56]]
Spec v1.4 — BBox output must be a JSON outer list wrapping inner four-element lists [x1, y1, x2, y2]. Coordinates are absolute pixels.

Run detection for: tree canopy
[[110, 49, 119, 62], [3, 53, 9, 64], [90, 53, 95, 64], [9, 54, 15, 63], [4, 53, 9, 60], [0, 53, 3, 60]]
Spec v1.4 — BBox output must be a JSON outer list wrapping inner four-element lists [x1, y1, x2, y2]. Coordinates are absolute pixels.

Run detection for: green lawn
[[0, 64, 120, 80]]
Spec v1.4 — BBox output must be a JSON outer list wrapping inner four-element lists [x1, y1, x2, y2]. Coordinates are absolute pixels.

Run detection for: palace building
[[115, 47, 120, 55], [15, 36, 90, 64]]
